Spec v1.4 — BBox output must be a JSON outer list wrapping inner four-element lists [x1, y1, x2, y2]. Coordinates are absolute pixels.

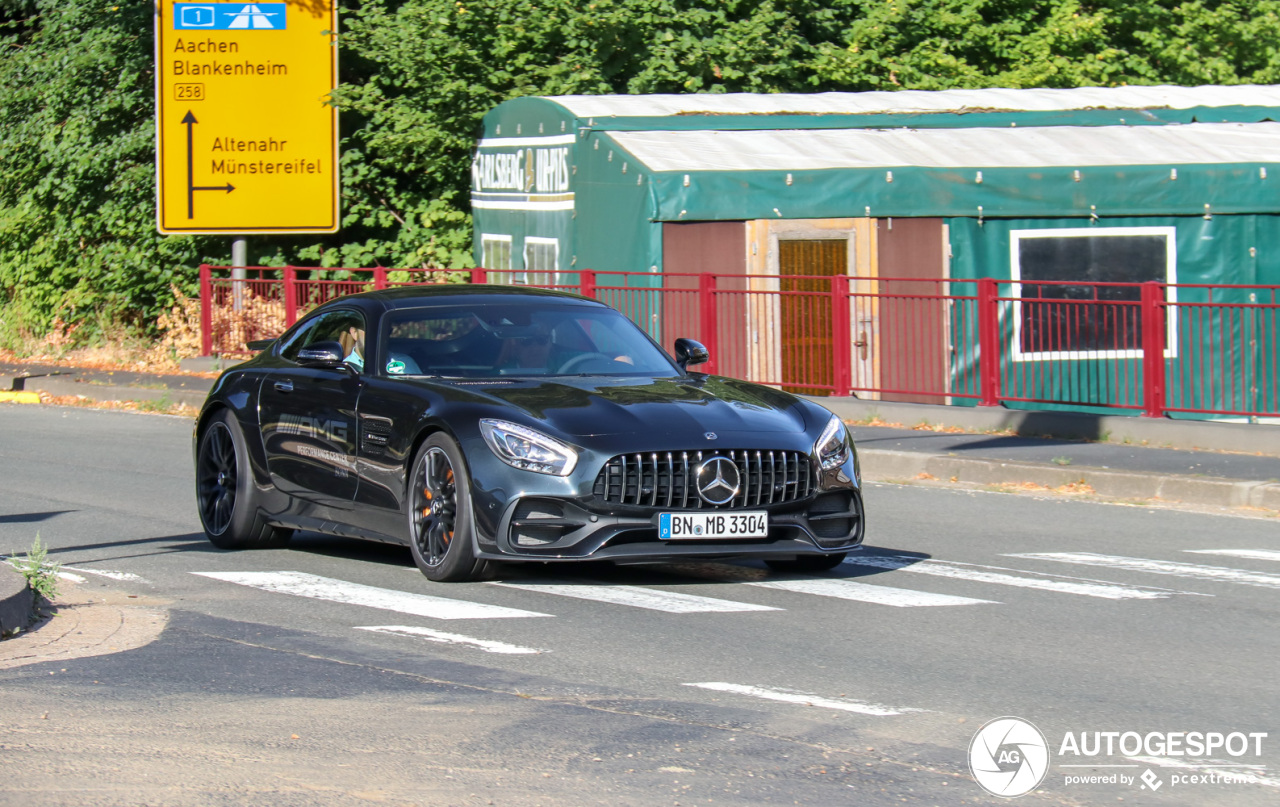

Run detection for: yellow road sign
[[155, 1, 339, 234]]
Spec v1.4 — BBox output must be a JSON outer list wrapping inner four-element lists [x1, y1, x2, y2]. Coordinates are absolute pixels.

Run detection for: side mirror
[[296, 340, 346, 368], [673, 337, 709, 373]]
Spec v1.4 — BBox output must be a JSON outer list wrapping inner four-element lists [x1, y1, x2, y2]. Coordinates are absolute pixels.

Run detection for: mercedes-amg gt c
[[194, 285, 864, 581]]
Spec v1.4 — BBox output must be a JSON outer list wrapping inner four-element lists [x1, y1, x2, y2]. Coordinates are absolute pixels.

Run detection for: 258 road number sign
[[155, 1, 339, 234]]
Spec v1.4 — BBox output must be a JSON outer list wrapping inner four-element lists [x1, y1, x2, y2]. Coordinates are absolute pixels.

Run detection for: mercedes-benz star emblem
[[696, 456, 741, 505]]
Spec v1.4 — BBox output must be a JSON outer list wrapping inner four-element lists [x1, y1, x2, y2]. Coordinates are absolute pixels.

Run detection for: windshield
[[382, 303, 679, 378]]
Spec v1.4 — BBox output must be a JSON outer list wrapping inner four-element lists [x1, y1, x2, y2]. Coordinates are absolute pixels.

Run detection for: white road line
[[1128, 756, 1280, 789], [1185, 549, 1280, 563], [843, 555, 1179, 600], [684, 682, 923, 716], [355, 625, 548, 655], [194, 572, 551, 620], [61, 566, 147, 583], [1007, 553, 1280, 589], [490, 581, 780, 613], [55, 571, 87, 583], [749, 578, 997, 607]]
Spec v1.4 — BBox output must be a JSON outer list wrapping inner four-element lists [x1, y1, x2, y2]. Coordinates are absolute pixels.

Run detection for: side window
[[277, 320, 318, 362], [481, 234, 513, 284], [1011, 227, 1176, 360], [279, 310, 367, 371], [523, 237, 559, 287]]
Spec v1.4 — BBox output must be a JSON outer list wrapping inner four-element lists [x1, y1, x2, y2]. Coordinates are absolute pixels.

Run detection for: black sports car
[[194, 285, 865, 581]]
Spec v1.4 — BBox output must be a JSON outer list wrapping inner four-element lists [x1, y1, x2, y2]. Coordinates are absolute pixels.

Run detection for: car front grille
[[593, 449, 812, 510]]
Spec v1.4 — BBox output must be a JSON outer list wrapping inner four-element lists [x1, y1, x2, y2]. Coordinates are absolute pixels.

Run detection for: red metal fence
[[199, 264, 1280, 419]]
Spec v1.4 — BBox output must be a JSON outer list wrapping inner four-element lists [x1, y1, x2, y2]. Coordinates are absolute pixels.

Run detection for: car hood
[[444, 375, 810, 439]]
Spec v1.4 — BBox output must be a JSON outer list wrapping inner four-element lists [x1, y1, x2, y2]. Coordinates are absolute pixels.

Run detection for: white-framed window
[[481, 234, 513, 284], [1010, 226, 1178, 361], [523, 237, 560, 287]]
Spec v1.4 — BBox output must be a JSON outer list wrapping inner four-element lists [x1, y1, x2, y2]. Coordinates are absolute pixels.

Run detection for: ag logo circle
[[968, 716, 1050, 798]]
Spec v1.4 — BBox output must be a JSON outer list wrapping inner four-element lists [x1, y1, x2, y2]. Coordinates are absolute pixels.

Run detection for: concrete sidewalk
[[2, 359, 1278, 514]]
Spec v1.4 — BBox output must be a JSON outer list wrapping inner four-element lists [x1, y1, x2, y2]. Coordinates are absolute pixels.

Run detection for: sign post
[[155, 1, 339, 234]]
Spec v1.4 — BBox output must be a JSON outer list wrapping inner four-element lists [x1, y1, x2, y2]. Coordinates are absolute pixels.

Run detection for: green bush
[[3, 0, 1279, 346]]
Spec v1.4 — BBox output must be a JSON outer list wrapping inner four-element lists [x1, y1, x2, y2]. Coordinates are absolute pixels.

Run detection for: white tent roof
[[608, 122, 1280, 171], [551, 85, 1280, 119]]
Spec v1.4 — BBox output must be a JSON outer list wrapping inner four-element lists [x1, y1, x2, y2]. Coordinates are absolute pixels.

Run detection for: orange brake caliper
[[443, 469, 455, 544]]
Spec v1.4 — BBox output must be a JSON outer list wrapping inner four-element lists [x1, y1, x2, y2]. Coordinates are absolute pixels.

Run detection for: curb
[[0, 391, 40, 404], [1, 375, 207, 409], [860, 449, 1280, 511], [0, 564, 33, 636]]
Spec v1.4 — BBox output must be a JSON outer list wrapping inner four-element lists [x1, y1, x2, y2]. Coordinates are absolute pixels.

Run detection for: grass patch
[[8, 534, 60, 608]]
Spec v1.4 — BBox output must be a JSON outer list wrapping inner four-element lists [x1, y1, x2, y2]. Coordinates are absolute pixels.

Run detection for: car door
[[259, 309, 365, 508]]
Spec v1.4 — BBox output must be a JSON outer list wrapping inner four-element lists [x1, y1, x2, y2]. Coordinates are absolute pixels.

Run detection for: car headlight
[[815, 414, 850, 471], [480, 419, 579, 476]]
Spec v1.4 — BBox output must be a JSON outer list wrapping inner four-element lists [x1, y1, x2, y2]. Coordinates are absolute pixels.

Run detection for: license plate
[[659, 511, 768, 540]]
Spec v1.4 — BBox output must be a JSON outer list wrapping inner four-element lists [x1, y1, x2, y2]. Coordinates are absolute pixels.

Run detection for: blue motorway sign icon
[[173, 4, 287, 30]]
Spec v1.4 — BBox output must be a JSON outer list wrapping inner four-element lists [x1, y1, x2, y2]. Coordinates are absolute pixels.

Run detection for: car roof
[[314, 283, 606, 313]]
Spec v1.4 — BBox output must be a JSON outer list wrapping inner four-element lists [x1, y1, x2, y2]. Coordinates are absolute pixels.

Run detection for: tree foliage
[[0, 0, 221, 340], [817, 1, 1280, 89], [2, 0, 1280, 345], [315, 0, 849, 270]]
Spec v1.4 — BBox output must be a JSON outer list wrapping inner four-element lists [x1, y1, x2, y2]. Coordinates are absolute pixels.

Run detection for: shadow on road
[[480, 545, 934, 587], [287, 532, 415, 568], [48, 532, 220, 564], [0, 509, 77, 524]]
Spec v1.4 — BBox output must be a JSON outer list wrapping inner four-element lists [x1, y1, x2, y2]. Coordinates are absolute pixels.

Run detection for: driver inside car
[[496, 332, 552, 371], [339, 325, 365, 372]]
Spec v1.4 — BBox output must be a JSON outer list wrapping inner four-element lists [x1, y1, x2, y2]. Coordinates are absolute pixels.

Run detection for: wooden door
[[779, 239, 847, 395]]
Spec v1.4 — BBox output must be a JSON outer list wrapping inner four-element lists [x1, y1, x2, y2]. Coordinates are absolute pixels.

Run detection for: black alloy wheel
[[197, 420, 237, 536], [195, 410, 292, 549], [413, 446, 458, 567], [408, 434, 488, 582]]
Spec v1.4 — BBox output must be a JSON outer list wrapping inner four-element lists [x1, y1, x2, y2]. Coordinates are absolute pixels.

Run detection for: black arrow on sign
[[183, 111, 235, 219]]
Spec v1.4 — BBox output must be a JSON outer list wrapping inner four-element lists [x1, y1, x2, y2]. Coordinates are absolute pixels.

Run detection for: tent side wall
[[946, 214, 1276, 416], [471, 99, 579, 282], [469, 91, 1280, 419], [574, 132, 662, 277]]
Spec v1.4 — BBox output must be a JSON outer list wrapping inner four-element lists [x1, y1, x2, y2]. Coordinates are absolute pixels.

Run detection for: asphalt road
[[1, 405, 1277, 806]]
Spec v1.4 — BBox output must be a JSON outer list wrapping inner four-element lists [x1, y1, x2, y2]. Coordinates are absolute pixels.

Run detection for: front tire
[[196, 410, 292, 549], [408, 434, 488, 582], [765, 553, 847, 573]]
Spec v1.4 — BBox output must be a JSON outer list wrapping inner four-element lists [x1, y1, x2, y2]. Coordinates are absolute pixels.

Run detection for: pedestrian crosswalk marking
[[684, 682, 924, 716], [749, 578, 997, 607], [490, 580, 779, 613], [355, 625, 548, 655], [844, 555, 1181, 600], [1007, 553, 1280, 589], [1185, 549, 1280, 564], [195, 571, 551, 619], [61, 566, 148, 584]]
